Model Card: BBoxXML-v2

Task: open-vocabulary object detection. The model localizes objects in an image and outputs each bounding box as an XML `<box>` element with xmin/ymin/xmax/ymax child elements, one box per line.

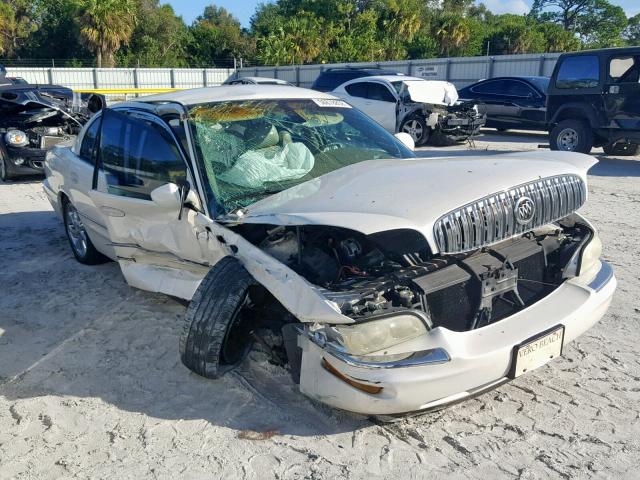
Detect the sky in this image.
<box><xmin>167</xmin><ymin>0</ymin><xmax>639</xmax><ymax>27</ymax></box>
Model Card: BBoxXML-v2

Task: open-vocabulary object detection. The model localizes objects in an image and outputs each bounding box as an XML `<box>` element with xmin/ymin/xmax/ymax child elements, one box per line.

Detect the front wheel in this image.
<box><xmin>180</xmin><ymin>257</ymin><xmax>259</xmax><ymax>379</ymax></box>
<box><xmin>63</xmin><ymin>200</ymin><xmax>109</xmax><ymax>265</ymax></box>
<box><xmin>602</xmin><ymin>142</ymin><xmax>640</xmax><ymax>156</ymax></box>
<box><xmin>550</xmin><ymin>119</ymin><xmax>593</xmax><ymax>154</ymax></box>
<box><xmin>400</xmin><ymin>115</ymin><xmax>430</xmax><ymax>146</ymax></box>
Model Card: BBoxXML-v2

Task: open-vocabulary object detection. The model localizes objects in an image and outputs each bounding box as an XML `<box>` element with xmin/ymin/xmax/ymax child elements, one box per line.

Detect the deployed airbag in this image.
<box><xmin>219</xmin><ymin>142</ymin><xmax>315</xmax><ymax>188</ymax></box>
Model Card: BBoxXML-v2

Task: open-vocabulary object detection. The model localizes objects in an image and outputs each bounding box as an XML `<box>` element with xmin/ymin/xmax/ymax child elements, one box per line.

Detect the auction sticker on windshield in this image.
<box><xmin>510</xmin><ymin>326</ymin><xmax>564</xmax><ymax>378</ymax></box>
<box><xmin>312</xmin><ymin>98</ymin><xmax>352</xmax><ymax>108</ymax></box>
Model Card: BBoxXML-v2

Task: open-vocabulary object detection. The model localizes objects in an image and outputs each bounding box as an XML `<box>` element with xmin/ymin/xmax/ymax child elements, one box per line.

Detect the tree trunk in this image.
<box><xmin>96</xmin><ymin>49</ymin><xmax>102</xmax><ymax>68</ymax></box>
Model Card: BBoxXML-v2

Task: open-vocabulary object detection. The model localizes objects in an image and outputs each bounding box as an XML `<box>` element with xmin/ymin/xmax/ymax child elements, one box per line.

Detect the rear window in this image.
<box><xmin>609</xmin><ymin>56</ymin><xmax>639</xmax><ymax>83</ymax></box>
<box><xmin>556</xmin><ymin>56</ymin><xmax>600</xmax><ymax>89</ymax></box>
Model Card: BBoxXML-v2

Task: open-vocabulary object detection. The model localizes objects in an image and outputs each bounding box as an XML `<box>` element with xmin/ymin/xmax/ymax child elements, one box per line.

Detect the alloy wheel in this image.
<box><xmin>402</xmin><ymin>119</ymin><xmax>424</xmax><ymax>143</ymax></box>
<box><xmin>65</xmin><ymin>204</ymin><xmax>88</xmax><ymax>258</ymax></box>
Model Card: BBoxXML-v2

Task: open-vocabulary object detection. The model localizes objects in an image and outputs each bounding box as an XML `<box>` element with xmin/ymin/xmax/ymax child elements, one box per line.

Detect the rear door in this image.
<box><xmin>64</xmin><ymin>113</ymin><xmax>115</xmax><ymax>257</ymax></box>
<box><xmin>603</xmin><ymin>54</ymin><xmax>640</xmax><ymax>135</ymax></box>
<box><xmin>87</xmin><ymin>108</ymin><xmax>220</xmax><ymax>299</ymax></box>
<box><xmin>344</xmin><ymin>81</ymin><xmax>397</xmax><ymax>132</ymax></box>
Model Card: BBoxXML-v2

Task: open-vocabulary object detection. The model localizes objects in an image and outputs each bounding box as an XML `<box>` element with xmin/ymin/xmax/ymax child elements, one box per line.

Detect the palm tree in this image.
<box><xmin>80</xmin><ymin>0</ymin><xmax>136</xmax><ymax>68</ymax></box>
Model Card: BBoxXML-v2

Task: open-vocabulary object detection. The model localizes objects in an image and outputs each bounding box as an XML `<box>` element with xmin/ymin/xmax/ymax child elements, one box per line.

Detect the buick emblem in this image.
<box><xmin>514</xmin><ymin>196</ymin><xmax>536</xmax><ymax>225</ymax></box>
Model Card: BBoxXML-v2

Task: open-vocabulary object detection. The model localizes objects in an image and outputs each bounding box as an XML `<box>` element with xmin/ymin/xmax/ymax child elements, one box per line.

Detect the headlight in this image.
<box><xmin>580</xmin><ymin>233</ymin><xmax>602</xmax><ymax>276</ymax></box>
<box><xmin>333</xmin><ymin>313</ymin><xmax>427</xmax><ymax>355</ymax></box>
<box><xmin>565</xmin><ymin>232</ymin><xmax>602</xmax><ymax>278</ymax></box>
<box><xmin>5</xmin><ymin>130</ymin><xmax>29</xmax><ymax>147</ymax></box>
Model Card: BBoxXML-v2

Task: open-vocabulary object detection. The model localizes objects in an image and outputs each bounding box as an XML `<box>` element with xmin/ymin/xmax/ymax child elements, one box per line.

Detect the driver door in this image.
<box><xmin>344</xmin><ymin>81</ymin><xmax>398</xmax><ymax>132</ymax></box>
<box><xmin>87</xmin><ymin>108</ymin><xmax>222</xmax><ymax>299</ymax></box>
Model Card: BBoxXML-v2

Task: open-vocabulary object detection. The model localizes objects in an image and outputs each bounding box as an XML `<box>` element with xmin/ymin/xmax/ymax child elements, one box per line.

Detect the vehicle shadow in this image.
<box><xmin>0</xmin><ymin>211</ymin><xmax>370</xmax><ymax>437</ymax></box>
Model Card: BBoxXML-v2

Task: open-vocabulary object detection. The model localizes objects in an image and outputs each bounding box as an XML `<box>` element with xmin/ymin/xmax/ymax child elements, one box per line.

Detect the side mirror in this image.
<box><xmin>150</xmin><ymin>182</ymin><xmax>182</xmax><ymax>209</ymax></box>
<box><xmin>394</xmin><ymin>132</ymin><xmax>415</xmax><ymax>151</ymax></box>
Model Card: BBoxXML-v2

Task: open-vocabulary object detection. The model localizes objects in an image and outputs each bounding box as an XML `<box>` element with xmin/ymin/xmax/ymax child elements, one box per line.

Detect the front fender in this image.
<box><xmin>204</xmin><ymin>218</ymin><xmax>355</xmax><ymax>325</ymax></box>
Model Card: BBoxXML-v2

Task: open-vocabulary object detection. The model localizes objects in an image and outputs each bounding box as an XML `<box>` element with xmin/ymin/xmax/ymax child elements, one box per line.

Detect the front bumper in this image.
<box><xmin>297</xmin><ymin>261</ymin><xmax>616</xmax><ymax>415</ymax></box>
<box><xmin>5</xmin><ymin>146</ymin><xmax>47</xmax><ymax>175</ymax></box>
<box><xmin>440</xmin><ymin>113</ymin><xmax>486</xmax><ymax>140</ymax></box>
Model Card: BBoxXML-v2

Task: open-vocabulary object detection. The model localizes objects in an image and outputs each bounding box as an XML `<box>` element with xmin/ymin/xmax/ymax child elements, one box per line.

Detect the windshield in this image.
<box><xmin>188</xmin><ymin>98</ymin><xmax>414</xmax><ymax>216</ymax></box>
<box><xmin>528</xmin><ymin>77</ymin><xmax>550</xmax><ymax>93</ymax></box>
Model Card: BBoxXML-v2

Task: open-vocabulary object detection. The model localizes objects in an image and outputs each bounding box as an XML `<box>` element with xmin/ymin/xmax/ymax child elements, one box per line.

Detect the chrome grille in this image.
<box><xmin>434</xmin><ymin>174</ymin><xmax>586</xmax><ymax>254</ymax></box>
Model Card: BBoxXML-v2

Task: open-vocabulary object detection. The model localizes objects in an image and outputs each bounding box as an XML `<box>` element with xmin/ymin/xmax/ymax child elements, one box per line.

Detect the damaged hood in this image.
<box><xmin>403</xmin><ymin>80</ymin><xmax>459</xmax><ymax>106</ymax></box>
<box><xmin>231</xmin><ymin>151</ymin><xmax>596</xmax><ymax>252</ymax></box>
<box><xmin>0</xmin><ymin>85</ymin><xmax>99</xmax><ymax>126</ymax></box>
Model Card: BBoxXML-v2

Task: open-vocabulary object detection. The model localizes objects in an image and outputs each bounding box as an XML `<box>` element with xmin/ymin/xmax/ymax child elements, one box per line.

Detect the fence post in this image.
<box><xmin>133</xmin><ymin>68</ymin><xmax>139</xmax><ymax>89</ymax></box>
<box><xmin>170</xmin><ymin>68</ymin><xmax>176</xmax><ymax>88</ymax></box>
<box><xmin>538</xmin><ymin>55</ymin><xmax>545</xmax><ymax>76</ymax></box>
<box><xmin>203</xmin><ymin>68</ymin><xmax>208</xmax><ymax>87</ymax></box>
<box><xmin>487</xmin><ymin>57</ymin><xmax>495</xmax><ymax>78</ymax></box>
<box><xmin>444</xmin><ymin>59</ymin><xmax>451</xmax><ymax>81</ymax></box>
<box><xmin>407</xmin><ymin>60</ymin><xmax>412</xmax><ymax>75</ymax></box>
<box><xmin>92</xmin><ymin>68</ymin><xmax>98</xmax><ymax>89</ymax></box>
<box><xmin>295</xmin><ymin>66</ymin><xmax>300</xmax><ymax>86</ymax></box>
<box><xmin>48</xmin><ymin>68</ymin><xmax>54</xmax><ymax>85</ymax></box>
<box><xmin>254</xmin><ymin>67</ymin><xmax>258</xmax><ymax>76</ymax></box>
<box><xmin>274</xmin><ymin>67</ymin><xmax>278</xmax><ymax>79</ymax></box>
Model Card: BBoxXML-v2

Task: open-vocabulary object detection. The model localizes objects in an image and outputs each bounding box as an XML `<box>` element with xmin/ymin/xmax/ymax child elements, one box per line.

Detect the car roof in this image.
<box><xmin>559</xmin><ymin>46</ymin><xmax>640</xmax><ymax>58</ymax></box>
<box><xmin>132</xmin><ymin>85</ymin><xmax>337</xmax><ymax>106</ymax></box>
<box><xmin>231</xmin><ymin>76</ymin><xmax>291</xmax><ymax>84</ymax></box>
<box><xmin>346</xmin><ymin>75</ymin><xmax>429</xmax><ymax>83</ymax></box>
<box><xmin>322</xmin><ymin>67</ymin><xmax>402</xmax><ymax>74</ymax></box>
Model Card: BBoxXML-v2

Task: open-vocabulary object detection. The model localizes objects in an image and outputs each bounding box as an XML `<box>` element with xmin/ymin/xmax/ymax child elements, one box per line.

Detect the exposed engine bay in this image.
<box><xmin>233</xmin><ymin>220</ymin><xmax>592</xmax><ymax>332</ymax></box>
<box><xmin>0</xmin><ymin>84</ymin><xmax>103</xmax><ymax>175</ymax></box>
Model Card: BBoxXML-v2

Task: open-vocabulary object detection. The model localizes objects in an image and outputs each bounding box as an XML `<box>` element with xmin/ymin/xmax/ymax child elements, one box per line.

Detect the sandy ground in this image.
<box><xmin>0</xmin><ymin>130</ymin><xmax>639</xmax><ymax>479</ymax></box>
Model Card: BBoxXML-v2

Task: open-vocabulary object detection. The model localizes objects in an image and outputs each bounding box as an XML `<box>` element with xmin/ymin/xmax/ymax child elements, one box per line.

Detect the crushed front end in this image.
<box><xmin>0</xmin><ymin>85</ymin><xmax>102</xmax><ymax>178</ymax></box>
<box><xmin>232</xmin><ymin>173</ymin><xmax>615</xmax><ymax>415</ymax></box>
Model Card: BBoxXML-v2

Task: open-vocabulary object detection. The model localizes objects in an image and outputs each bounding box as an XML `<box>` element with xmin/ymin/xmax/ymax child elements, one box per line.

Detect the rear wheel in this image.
<box><xmin>63</xmin><ymin>200</ymin><xmax>108</xmax><ymax>264</ymax></box>
<box><xmin>180</xmin><ymin>257</ymin><xmax>259</xmax><ymax>379</ymax></box>
<box><xmin>550</xmin><ymin>119</ymin><xmax>593</xmax><ymax>154</ymax></box>
<box><xmin>602</xmin><ymin>142</ymin><xmax>640</xmax><ymax>156</ymax></box>
<box><xmin>400</xmin><ymin>115</ymin><xmax>430</xmax><ymax>146</ymax></box>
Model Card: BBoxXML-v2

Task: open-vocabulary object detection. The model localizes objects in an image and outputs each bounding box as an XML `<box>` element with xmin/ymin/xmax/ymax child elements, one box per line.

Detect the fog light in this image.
<box><xmin>13</xmin><ymin>157</ymin><xmax>25</xmax><ymax>165</ymax></box>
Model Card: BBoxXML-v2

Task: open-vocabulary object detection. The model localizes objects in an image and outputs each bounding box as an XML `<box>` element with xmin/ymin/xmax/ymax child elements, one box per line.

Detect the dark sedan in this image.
<box><xmin>458</xmin><ymin>76</ymin><xmax>549</xmax><ymax>132</ymax></box>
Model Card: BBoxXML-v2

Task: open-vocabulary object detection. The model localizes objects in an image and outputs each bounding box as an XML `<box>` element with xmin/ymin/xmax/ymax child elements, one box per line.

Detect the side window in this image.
<box><xmin>79</xmin><ymin>115</ymin><xmax>102</xmax><ymax>165</ymax></box>
<box><xmin>99</xmin><ymin>109</ymin><xmax>187</xmax><ymax>200</ymax></box>
<box><xmin>345</xmin><ymin>82</ymin><xmax>368</xmax><ymax>98</ymax></box>
<box><xmin>556</xmin><ymin>56</ymin><xmax>600</xmax><ymax>89</ymax></box>
<box><xmin>471</xmin><ymin>80</ymin><xmax>506</xmax><ymax>95</ymax></box>
<box><xmin>609</xmin><ymin>56</ymin><xmax>639</xmax><ymax>83</ymax></box>
<box><xmin>506</xmin><ymin>81</ymin><xmax>535</xmax><ymax>97</ymax></box>
<box><xmin>366</xmin><ymin>83</ymin><xmax>396</xmax><ymax>102</ymax></box>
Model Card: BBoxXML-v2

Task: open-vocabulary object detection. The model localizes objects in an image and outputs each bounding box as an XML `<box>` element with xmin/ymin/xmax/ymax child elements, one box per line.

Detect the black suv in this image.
<box><xmin>311</xmin><ymin>67</ymin><xmax>404</xmax><ymax>92</ymax></box>
<box><xmin>547</xmin><ymin>47</ymin><xmax>640</xmax><ymax>155</ymax></box>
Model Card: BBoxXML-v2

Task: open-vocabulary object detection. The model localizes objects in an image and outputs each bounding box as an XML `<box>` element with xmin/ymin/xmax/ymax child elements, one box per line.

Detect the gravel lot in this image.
<box><xmin>1</xmin><ymin>130</ymin><xmax>639</xmax><ymax>479</ymax></box>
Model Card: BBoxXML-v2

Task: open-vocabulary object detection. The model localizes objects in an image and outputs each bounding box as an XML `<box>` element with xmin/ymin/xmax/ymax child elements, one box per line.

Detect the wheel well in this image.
<box><xmin>59</xmin><ymin>191</ymin><xmax>69</xmax><ymax>207</ymax></box>
<box><xmin>555</xmin><ymin>108</ymin><xmax>589</xmax><ymax>124</ymax></box>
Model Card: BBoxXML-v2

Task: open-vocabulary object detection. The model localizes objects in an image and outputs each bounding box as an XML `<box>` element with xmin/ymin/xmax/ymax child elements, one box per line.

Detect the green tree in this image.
<box><xmin>624</xmin><ymin>13</ymin><xmax>640</xmax><ymax>46</ymax></box>
<box><xmin>117</xmin><ymin>1</ymin><xmax>188</xmax><ymax>67</ymax></box>
<box><xmin>529</xmin><ymin>0</ymin><xmax>627</xmax><ymax>48</ymax></box>
<box><xmin>0</xmin><ymin>0</ymin><xmax>38</xmax><ymax>56</ymax></box>
<box><xmin>80</xmin><ymin>0</ymin><xmax>136</xmax><ymax>67</ymax></box>
<box><xmin>187</xmin><ymin>5</ymin><xmax>253</xmax><ymax>66</ymax></box>
<box><xmin>485</xmin><ymin>15</ymin><xmax>546</xmax><ymax>55</ymax></box>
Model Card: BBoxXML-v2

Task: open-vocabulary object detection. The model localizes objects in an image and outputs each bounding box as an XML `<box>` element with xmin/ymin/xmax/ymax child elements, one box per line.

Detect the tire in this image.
<box><xmin>602</xmin><ymin>142</ymin><xmax>640</xmax><ymax>156</ymax></box>
<box><xmin>0</xmin><ymin>157</ymin><xmax>13</xmax><ymax>182</ymax></box>
<box><xmin>550</xmin><ymin>119</ymin><xmax>593</xmax><ymax>154</ymax></box>
<box><xmin>63</xmin><ymin>200</ymin><xmax>109</xmax><ymax>265</ymax></box>
<box><xmin>400</xmin><ymin>115</ymin><xmax>430</xmax><ymax>146</ymax></box>
<box><xmin>180</xmin><ymin>257</ymin><xmax>259</xmax><ymax>379</ymax></box>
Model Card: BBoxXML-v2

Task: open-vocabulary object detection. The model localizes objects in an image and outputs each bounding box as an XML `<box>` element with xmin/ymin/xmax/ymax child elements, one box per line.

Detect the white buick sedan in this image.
<box><xmin>43</xmin><ymin>85</ymin><xmax>615</xmax><ymax>416</ymax></box>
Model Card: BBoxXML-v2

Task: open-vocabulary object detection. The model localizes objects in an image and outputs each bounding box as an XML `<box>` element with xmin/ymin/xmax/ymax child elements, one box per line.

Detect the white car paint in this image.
<box><xmin>237</xmin><ymin>150</ymin><xmax>595</xmax><ymax>255</ymax></box>
<box><xmin>43</xmin><ymin>85</ymin><xmax>616</xmax><ymax>415</ymax></box>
